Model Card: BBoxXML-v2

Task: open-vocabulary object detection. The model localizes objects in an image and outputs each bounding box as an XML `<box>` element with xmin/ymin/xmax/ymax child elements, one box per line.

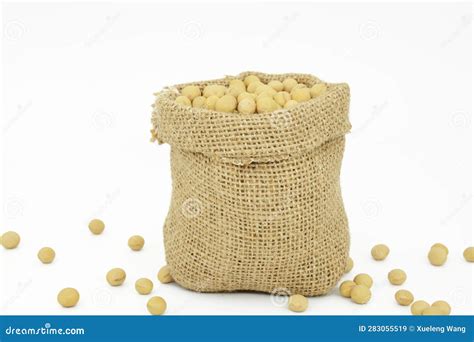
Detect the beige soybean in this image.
<box><xmin>282</xmin><ymin>78</ymin><xmax>298</xmax><ymax>92</ymax></box>
<box><xmin>395</xmin><ymin>290</ymin><xmax>414</xmax><ymax>306</ymax></box>
<box><xmin>291</xmin><ymin>87</ymin><xmax>311</xmax><ymax>102</ymax></box>
<box><xmin>339</xmin><ymin>280</ymin><xmax>356</xmax><ymax>298</ymax></box>
<box><xmin>350</xmin><ymin>285</ymin><xmax>371</xmax><ymax>304</ymax></box>
<box><xmin>256</xmin><ymin>97</ymin><xmax>279</xmax><ymax>113</ymax></box>
<box><xmin>268</xmin><ymin>80</ymin><xmax>284</xmax><ymax>92</ymax></box>
<box><xmin>205</xmin><ymin>95</ymin><xmax>219</xmax><ymax>110</ymax></box>
<box><xmin>244</xmin><ymin>75</ymin><xmax>260</xmax><ymax>86</ymax></box>
<box><xmin>57</xmin><ymin>288</ymin><xmax>80</xmax><ymax>308</ymax></box>
<box><xmin>273</xmin><ymin>91</ymin><xmax>291</xmax><ymax>107</ymax></box>
<box><xmin>237</xmin><ymin>92</ymin><xmax>256</xmax><ymax>103</ymax></box>
<box><xmin>255</xmin><ymin>85</ymin><xmax>276</xmax><ymax>96</ymax></box>
<box><xmin>293</xmin><ymin>83</ymin><xmax>307</xmax><ymax>89</ymax></box>
<box><xmin>215</xmin><ymin>95</ymin><xmax>237</xmax><ymax>113</ymax></box>
<box><xmin>431</xmin><ymin>301</ymin><xmax>451</xmax><ymax>315</ymax></box>
<box><xmin>192</xmin><ymin>96</ymin><xmax>207</xmax><ymax>108</ymax></box>
<box><xmin>431</xmin><ymin>243</ymin><xmax>449</xmax><ymax>255</ymax></box>
<box><xmin>238</xmin><ymin>98</ymin><xmax>256</xmax><ymax>115</ymax></box>
<box><xmin>428</xmin><ymin>246</ymin><xmax>447</xmax><ymax>266</ymax></box>
<box><xmin>106</xmin><ymin>268</ymin><xmax>126</xmax><ymax>286</ymax></box>
<box><xmin>175</xmin><ymin>95</ymin><xmax>191</xmax><ymax>106</ymax></box>
<box><xmin>388</xmin><ymin>269</ymin><xmax>406</xmax><ymax>285</ymax></box>
<box><xmin>1</xmin><ymin>231</ymin><xmax>20</xmax><ymax>249</ymax></box>
<box><xmin>284</xmin><ymin>100</ymin><xmax>298</xmax><ymax>109</ymax></box>
<box><xmin>158</xmin><ymin>265</ymin><xmax>174</xmax><ymax>284</ymax></box>
<box><xmin>88</xmin><ymin>219</ymin><xmax>105</xmax><ymax>235</ymax></box>
<box><xmin>147</xmin><ymin>296</ymin><xmax>167</xmax><ymax>315</ymax></box>
<box><xmin>411</xmin><ymin>300</ymin><xmax>430</xmax><ymax>315</ymax></box>
<box><xmin>128</xmin><ymin>235</ymin><xmax>145</xmax><ymax>251</ymax></box>
<box><xmin>135</xmin><ymin>278</ymin><xmax>153</xmax><ymax>295</ymax></box>
<box><xmin>38</xmin><ymin>247</ymin><xmax>55</xmax><ymax>264</ymax></box>
<box><xmin>181</xmin><ymin>85</ymin><xmax>201</xmax><ymax>101</ymax></box>
<box><xmin>422</xmin><ymin>306</ymin><xmax>444</xmax><ymax>315</ymax></box>
<box><xmin>463</xmin><ymin>247</ymin><xmax>474</xmax><ymax>262</ymax></box>
<box><xmin>256</xmin><ymin>91</ymin><xmax>276</xmax><ymax>101</ymax></box>
<box><xmin>310</xmin><ymin>83</ymin><xmax>327</xmax><ymax>98</ymax></box>
<box><xmin>371</xmin><ymin>244</ymin><xmax>390</xmax><ymax>261</ymax></box>
<box><xmin>288</xmin><ymin>294</ymin><xmax>308</xmax><ymax>312</ymax></box>
<box><xmin>344</xmin><ymin>257</ymin><xmax>354</xmax><ymax>273</ymax></box>
<box><xmin>247</xmin><ymin>81</ymin><xmax>264</xmax><ymax>93</ymax></box>
<box><xmin>227</xmin><ymin>85</ymin><xmax>245</xmax><ymax>98</ymax></box>
<box><xmin>203</xmin><ymin>84</ymin><xmax>226</xmax><ymax>98</ymax></box>
<box><xmin>229</xmin><ymin>79</ymin><xmax>246</xmax><ymax>89</ymax></box>
<box><xmin>354</xmin><ymin>273</ymin><xmax>373</xmax><ymax>288</ymax></box>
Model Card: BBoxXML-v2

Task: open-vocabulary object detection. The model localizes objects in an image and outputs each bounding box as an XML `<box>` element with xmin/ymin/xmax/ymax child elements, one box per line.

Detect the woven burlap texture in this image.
<box><xmin>151</xmin><ymin>72</ymin><xmax>351</xmax><ymax>296</ymax></box>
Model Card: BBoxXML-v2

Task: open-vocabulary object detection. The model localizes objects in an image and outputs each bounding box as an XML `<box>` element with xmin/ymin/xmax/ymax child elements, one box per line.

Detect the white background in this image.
<box><xmin>1</xmin><ymin>1</ymin><xmax>472</xmax><ymax>315</ymax></box>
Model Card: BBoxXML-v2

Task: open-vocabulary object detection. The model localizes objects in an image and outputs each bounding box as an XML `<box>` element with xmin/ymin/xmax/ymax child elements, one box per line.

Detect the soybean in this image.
<box><xmin>128</xmin><ymin>235</ymin><xmax>145</xmax><ymax>251</ymax></box>
<box><xmin>350</xmin><ymin>285</ymin><xmax>371</xmax><ymax>304</ymax></box>
<box><xmin>38</xmin><ymin>247</ymin><xmax>55</xmax><ymax>264</ymax></box>
<box><xmin>395</xmin><ymin>290</ymin><xmax>414</xmax><ymax>306</ymax></box>
<box><xmin>106</xmin><ymin>268</ymin><xmax>126</xmax><ymax>286</ymax></box>
<box><xmin>463</xmin><ymin>247</ymin><xmax>474</xmax><ymax>262</ymax></box>
<box><xmin>339</xmin><ymin>280</ymin><xmax>356</xmax><ymax>298</ymax></box>
<box><xmin>147</xmin><ymin>296</ymin><xmax>167</xmax><ymax>315</ymax></box>
<box><xmin>158</xmin><ymin>265</ymin><xmax>174</xmax><ymax>284</ymax></box>
<box><xmin>291</xmin><ymin>87</ymin><xmax>311</xmax><ymax>102</ymax></box>
<box><xmin>181</xmin><ymin>85</ymin><xmax>201</xmax><ymax>101</ymax></box>
<box><xmin>371</xmin><ymin>244</ymin><xmax>390</xmax><ymax>261</ymax></box>
<box><xmin>388</xmin><ymin>269</ymin><xmax>406</xmax><ymax>285</ymax></box>
<box><xmin>175</xmin><ymin>95</ymin><xmax>191</xmax><ymax>106</ymax></box>
<box><xmin>135</xmin><ymin>278</ymin><xmax>154</xmax><ymax>295</ymax></box>
<box><xmin>88</xmin><ymin>219</ymin><xmax>105</xmax><ymax>235</ymax></box>
<box><xmin>428</xmin><ymin>246</ymin><xmax>447</xmax><ymax>266</ymax></box>
<box><xmin>1</xmin><ymin>231</ymin><xmax>20</xmax><ymax>249</ymax></box>
<box><xmin>310</xmin><ymin>84</ymin><xmax>327</xmax><ymax>98</ymax></box>
<box><xmin>411</xmin><ymin>300</ymin><xmax>430</xmax><ymax>315</ymax></box>
<box><xmin>57</xmin><ymin>288</ymin><xmax>80</xmax><ymax>308</ymax></box>
<box><xmin>431</xmin><ymin>300</ymin><xmax>451</xmax><ymax>315</ymax></box>
<box><xmin>215</xmin><ymin>95</ymin><xmax>237</xmax><ymax>113</ymax></box>
<box><xmin>354</xmin><ymin>273</ymin><xmax>373</xmax><ymax>288</ymax></box>
<box><xmin>238</xmin><ymin>98</ymin><xmax>256</xmax><ymax>115</ymax></box>
<box><xmin>288</xmin><ymin>294</ymin><xmax>308</xmax><ymax>312</ymax></box>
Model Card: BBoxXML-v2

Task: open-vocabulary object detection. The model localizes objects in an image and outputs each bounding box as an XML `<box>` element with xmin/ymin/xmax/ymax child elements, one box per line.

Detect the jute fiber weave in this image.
<box><xmin>151</xmin><ymin>72</ymin><xmax>351</xmax><ymax>296</ymax></box>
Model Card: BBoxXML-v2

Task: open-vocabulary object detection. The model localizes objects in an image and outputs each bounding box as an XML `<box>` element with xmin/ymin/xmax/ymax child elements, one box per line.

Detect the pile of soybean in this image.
<box><xmin>1</xmin><ymin>228</ymin><xmax>473</xmax><ymax>314</ymax></box>
<box><xmin>0</xmin><ymin>222</ymin><xmax>172</xmax><ymax>316</ymax></box>
<box><xmin>338</xmin><ymin>243</ymin><xmax>471</xmax><ymax>315</ymax></box>
<box><xmin>174</xmin><ymin>74</ymin><xmax>328</xmax><ymax>114</ymax></box>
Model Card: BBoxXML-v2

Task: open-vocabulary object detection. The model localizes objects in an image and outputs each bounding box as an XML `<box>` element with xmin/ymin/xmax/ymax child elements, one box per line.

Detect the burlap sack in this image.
<box><xmin>151</xmin><ymin>72</ymin><xmax>351</xmax><ymax>296</ymax></box>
